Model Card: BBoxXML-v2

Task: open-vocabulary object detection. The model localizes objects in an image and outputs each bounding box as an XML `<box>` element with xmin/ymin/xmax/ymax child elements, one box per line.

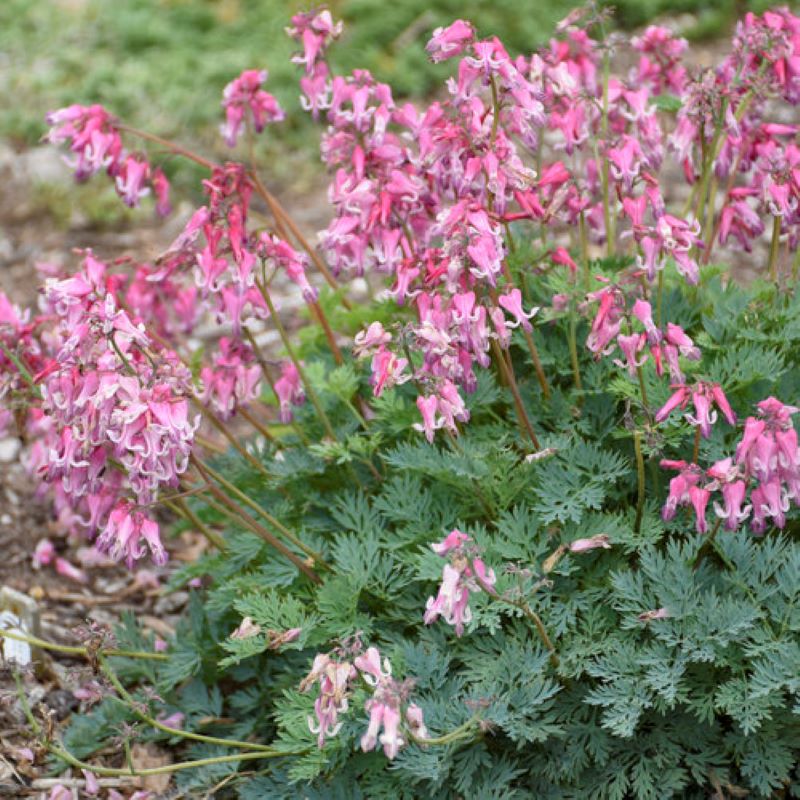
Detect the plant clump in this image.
<box><xmin>1</xmin><ymin>5</ymin><xmax>799</xmax><ymax>799</ymax></box>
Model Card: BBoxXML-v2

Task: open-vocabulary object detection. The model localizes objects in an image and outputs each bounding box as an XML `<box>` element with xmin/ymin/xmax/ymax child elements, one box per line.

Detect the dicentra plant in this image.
<box><xmin>1</xmin><ymin>5</ymin><xmax>799</xmax><ymax>798</ymax></box>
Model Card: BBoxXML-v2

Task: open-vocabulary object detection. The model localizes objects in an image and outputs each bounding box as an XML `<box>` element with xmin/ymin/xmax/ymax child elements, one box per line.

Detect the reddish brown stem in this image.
<box><xmin>248</xmin><ymin>170</ymin><xmax>351</xmax><ymax>309</ymax></box>
<box><xmin>191</xmin><ymin>456</ymin><xmax>323</xmax><ymax>582</ymax></box>
<box><xmin>490</xmin><ymin>339</ymin><xmax>541</xmax><ymax>449</ymax></box>
<box><xmin>119</xmin><ymin>125</ymin><xmax>217</xmax><ymax>171</ymax></box>
<box><xmin>491</xmin><ymin>284</ymin><xmax>550</xmax><ymax>400</ymax></box>
<box><xmin>238</xmin><ymin>406</ymin><xmax>276</xmax><ymax>442</ymax></box>
<box><xmin>122</xmin><ymin>124</ymin><xmax>351</xmax><ymax>314</ymax></box>
<box><xmin>310</xmin><ymin>300</ymin><xmax>344</xmax><ymax>365</ymax></box>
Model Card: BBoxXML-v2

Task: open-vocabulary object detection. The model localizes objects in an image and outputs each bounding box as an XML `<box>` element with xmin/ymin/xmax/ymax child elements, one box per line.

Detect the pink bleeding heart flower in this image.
<box><xmin>550</xmin><ymin>247</ymin><xmax>578</xmax><ymax>276</ymax></box>
<box><xmin>220</xmin><ymin>69</ymin><xmax>285</xmax><ymax>147</ymax></box>
<box><xmin>274</xmin><ymin>361</ymin><xmax>305</xmax><ymax>423</ymax></box>
<box><xmin>353</xmin><ymin>322</ymin><xmax>392</xmax><ymax>357</ymax></box>
<box><xmin>707</xmin><ymin>458</ymin><xmax>751</xmax><ymax>531</ymax></box>
<box><xmin>55</xmin><ymin>557</ymin><xmax>89</xmax><ymax>584</ymax></box>
<box><xmin>33</xmin><ymin>538</ymin><xmax>56</xmax><ymax>569</ymax></box>
<box><xmin>498</xmin><ymin>288</ymin><xmax>538</xmax><ymax>331</ymax></box>
<box><xmin>631</xmin><ymin>298</ymin><xmax>662</xmax><ymax>344</ymax></box>
<box><xmin>426</xmin><ymin>20</ymin><xmax>476</xmax><ymax>63</ymax></box>
<box><xmin>300</xmin><ymin>654</ymin><xmax>357</xmax><ymax>748</ymax></box>
<box><xmin>425</xmin><ymin>530</ymin><xmax>496</xmax><ymax>636</ymax></box>
<box><xmin>660</xmin><ymin>459</ymin><xmax>704</xmax><ymax>527</ymax></box>
<box><xmin>414</xmin><ymin>395</ymin><xmax>440</xmax><ymax>443</ymax></box>
<box><xmin>96</xmin><ymin>503</ymin><xmax>167</xmax><ymax>568</ymax></box>
<box><xmin>614</xmin><ymin>332</ymin><xmax>647</xmax><ymax>376</ymax></box>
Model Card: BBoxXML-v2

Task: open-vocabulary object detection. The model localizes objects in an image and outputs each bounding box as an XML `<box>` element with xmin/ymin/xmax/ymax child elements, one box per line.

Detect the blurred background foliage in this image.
<box><xmin>0</xmin><ymin>0</ymin><xmax>780</xmax><ymax>195</ymax></box>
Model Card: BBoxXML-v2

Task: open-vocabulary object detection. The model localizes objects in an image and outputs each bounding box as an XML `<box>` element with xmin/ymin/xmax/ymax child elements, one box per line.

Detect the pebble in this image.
<box><xmin>0</xmin><ymin>514</ymin><xmax>11</xmax><ymax>525</ymax></box>
<box><xmin>44</xmin><ymin>688</ymin><xmax>79</xmax><ymax>720</ymax></box>
<box><xmin>0</xmin><ymin>437</ymin><xmax>20</xmax><ymax>462</ymax></box>
<box><xmin>154</xmin><ymin>590</ymin><xmax>189</xmax><ymax>615</ymax></box>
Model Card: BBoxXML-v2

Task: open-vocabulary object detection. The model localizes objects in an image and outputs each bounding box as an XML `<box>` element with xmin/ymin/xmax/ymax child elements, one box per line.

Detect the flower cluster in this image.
<box><xmin>355</xmin><ymin>647</ymin><xmax>428</xmax><ymax>759</ymax></box>
<box><xmin>220</xmin><ymin>69</ymin><xmax>284</xmax><ymax>147</ymax></box>
<box><xmin>273</xmin><ymin>359</ymin><xmax>305</xmax><ymax>423</ymax></box>
<box><xmin>26</xmin><ymin>253</ymin><xmax>198</xmax><ymax>566</ymax></box>
<box><xmin>735</xmin><ymin>397</ymin><xmax>800</xmax><ymax>532</ymax></box>
<box><xmin>424</xmin><ymin>529</ymin><xmax>497</xmax><ymax>636</ymax></box>
<box><xmin>660</xmin><ymin>397</ymin><xmax>800</xmax><ymax>535</ymax></box>
<box><xmin>586</xmin><ymin>289</ymin><xmax>700</xmax><ymax>382</ymax></box>
<box><xmin>198</xmin><ymin>337</ymin><xmax>261</xmax><ymax>420</ymax></box>
<box><xmin>300</xmin><ymin>642</ymin><xmax>427</xmax><ymax>759</ymax></box>
<box><xmin>656</xmin><ymin>381</ymin><xmax>737</xmax><ymax>438</ymax></box>
<box><xmin>286</xmin><ymin>8</ymin><xmax>342</xmax><ymax>117</ymax></box>
<box><xmin>46</xmin><ymin>104</ymin><xmax>170</xmax><ymax>213</ymax></box>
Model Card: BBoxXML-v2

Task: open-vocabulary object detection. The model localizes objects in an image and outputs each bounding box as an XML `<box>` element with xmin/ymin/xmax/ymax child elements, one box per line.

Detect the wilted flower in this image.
<box><xmin>568</xmin><ymin>534</ymin><xmax>611</xmax><ymax>553</ymax></box>
<box><xmin>230</xmin><ymin>617</ymin><xmax>261</xmax><ymax>639</ymax></box>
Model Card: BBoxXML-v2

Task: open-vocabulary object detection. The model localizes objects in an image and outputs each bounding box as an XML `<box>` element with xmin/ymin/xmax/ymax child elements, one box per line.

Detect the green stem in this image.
<box><xmin>656</xmin><ymin>271</ymin><xmax>664</xmax><ymax>329</ymax></box>
<box><xmin>768</xmin><ymin>214</ymin><xmax>782</xmax><ymax>284</ymax></box>
<box><xmin>309</xmin><ymin>299</ymin><xmax>344</xmax><ymax>366</ymax></box>
<box><xmin>0</xmin><ymin>340</ymin><xmax>39</xmax><ymax>392</ymax></box>
<box><xmin>21</xmin><ymin>672</ymin><xmax>272</xmax><ymax>778</ymax></box>
<box><xmin>634</xmin><ymin>431</ymin><xmax>645</xmax><ymax>536</ymax></box>
<box><xmin>503</xmin><ymin>221</ymin><xmax>517</xmax><ymax>254</ymax></box>
<box><xmin>522</xmin><ymin>327</ymin><xmax>551</xmax><ymax>400</ymax></box>
<box><xmin>243</xmin><ymin>326</ymin><xmax>277</xmax><ymax>395</ymax></box>
<box><xmin>636</xmin><ymin>366</ymin><xmax>649</xmax><ymax>412</ymax></box>
<box><xmin>98</xmin><ymin>656</ymin><xmax>274</xmax><ymax>752</ymax></box>
<box><xmin>489</xmin><ymin>339</ymin><xmax>541</xmax><ymax>449</ymax></box>
<box><xmin>691</xmin><ymin>516</ymin><xmax>722</xmax><ymax>568</ymax></box>
<box><xmin>191</xmin><ymin>456</ymin><xmax>329</xmax><ymax>577</ymax></box>
<box><xmin>249</xmin><ymin>170</ymin><xmax>350</xmax><ymax>307</ymax></box>
<box><xmin>192</xmin><ymin>398</ymin><xmax>273</xmax><ymax>479</ymax></box>
<box><xmin>692</xmin><ymin>425</ymin><xmax>701</xmax><ymax>464</ymax></box>
<box><xmin>567</xmin><ymin>314</ymin><xmax>582</xmax><ymax>393</ymax></box>
<box><xmin>164</xmin><ymin>496</ymin><xmax>226</xmax><ymax>550</ymax></box>
<box><xmin>494</xmin><ymin>279</ymin><xmax>550</xmax><ymax>400</ymax></box>
<box><xmin>120</xmin><ymin>125</ymin><xmax>217</xmax><ymax>171</ymax></box>
<box><xmin>497</xmin><ymin>594</ymin><xmax>559</xmax><ymax>668</ymax></box>
<box><xmin>702</xmin><ymin>175</ymin><xmax>719</xmax><ymax>246</ymax></box>
<box><xmin>52</xmin><ymin>744</ymin><xmax>285</xmax><ymax>778</ymax></box>
<box><xmin>579</xmin><ymin>212</ymin><xmax>590</xmax><ymax>294</ymax></box>
<box><xmin>412</xmin><ymin>717</ymin><xmax>481</xmax><ymax>746</ymax></box>
<box><xmin>0</xmin><ymin>628</ymin><xmax>167</xmax><ymax>661</ymax></box>
<box><xmin>256</xmin><ymin>278</ymin><xmax>337</xmax><ymax>441</ymax></box>
<box><xmin>238</xmin><ymin>406</ymin><xmax>277</xmax><ymax>442</ymax></box>
<box><xmin>108</xmin><ymin>333</ymin><xmax>137</xmax><ymax>376</ymax></box>
<box><xmin>126</xmin><ymin>124</ymin><xmax>347</xmax><ymax>307</ymax></box>
<box><xmin>692</xmin><ymin>77</ymin><xmax>762</xmax><ymax>240</ymax></box>
<box><xmin>196</xmin><ymin>458</ymin><xmax>316</xmax><ymax>560</ymax></box>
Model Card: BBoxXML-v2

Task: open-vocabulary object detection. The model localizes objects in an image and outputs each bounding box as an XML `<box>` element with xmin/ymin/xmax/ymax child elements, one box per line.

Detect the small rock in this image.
<box><xmin>154</xmin><ymin>591</ymin><xmax>189</xmax><ymax>615</ymax></box>
<box><xmin>0</xmin><ymin>437</ymin><xmax>20</xmax><ymax>462</ymax></box>
<box><xmin>28</xmin><ymin>685</ymin><xmax>47</xmax><ymax>707</ymax></box>
<box><xmin>18</xmin><ymin>147</ymin><xmax>71</xmax><ymax>186</ymax></box>
<box><xmin>350</xmin><ymin>277</ymin><xmax>369</xmax><ymax>301</ymax></box>
<box><xmin>44</xmin><ymin>688</ymin><xmax>79</xmax><ymax>720</ymax></box>
<box><xmin>0</xmin><ymin>514</ymin><xmax>11</xmax><ymax>526</ymax></box>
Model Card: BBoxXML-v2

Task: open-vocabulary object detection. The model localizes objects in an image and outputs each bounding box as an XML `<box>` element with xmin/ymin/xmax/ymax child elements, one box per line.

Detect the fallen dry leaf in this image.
<box><xmin>131</xmin><ymin>742</ymin><xmax>172</xmax><ymax>794</ymax></box>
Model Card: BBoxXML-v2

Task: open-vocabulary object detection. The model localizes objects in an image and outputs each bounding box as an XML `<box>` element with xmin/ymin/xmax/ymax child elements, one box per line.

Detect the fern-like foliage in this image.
<box><xmin>61</xmin><ymin>270</ymin><xmax>800</xmax><ymax>799</ymax></box>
